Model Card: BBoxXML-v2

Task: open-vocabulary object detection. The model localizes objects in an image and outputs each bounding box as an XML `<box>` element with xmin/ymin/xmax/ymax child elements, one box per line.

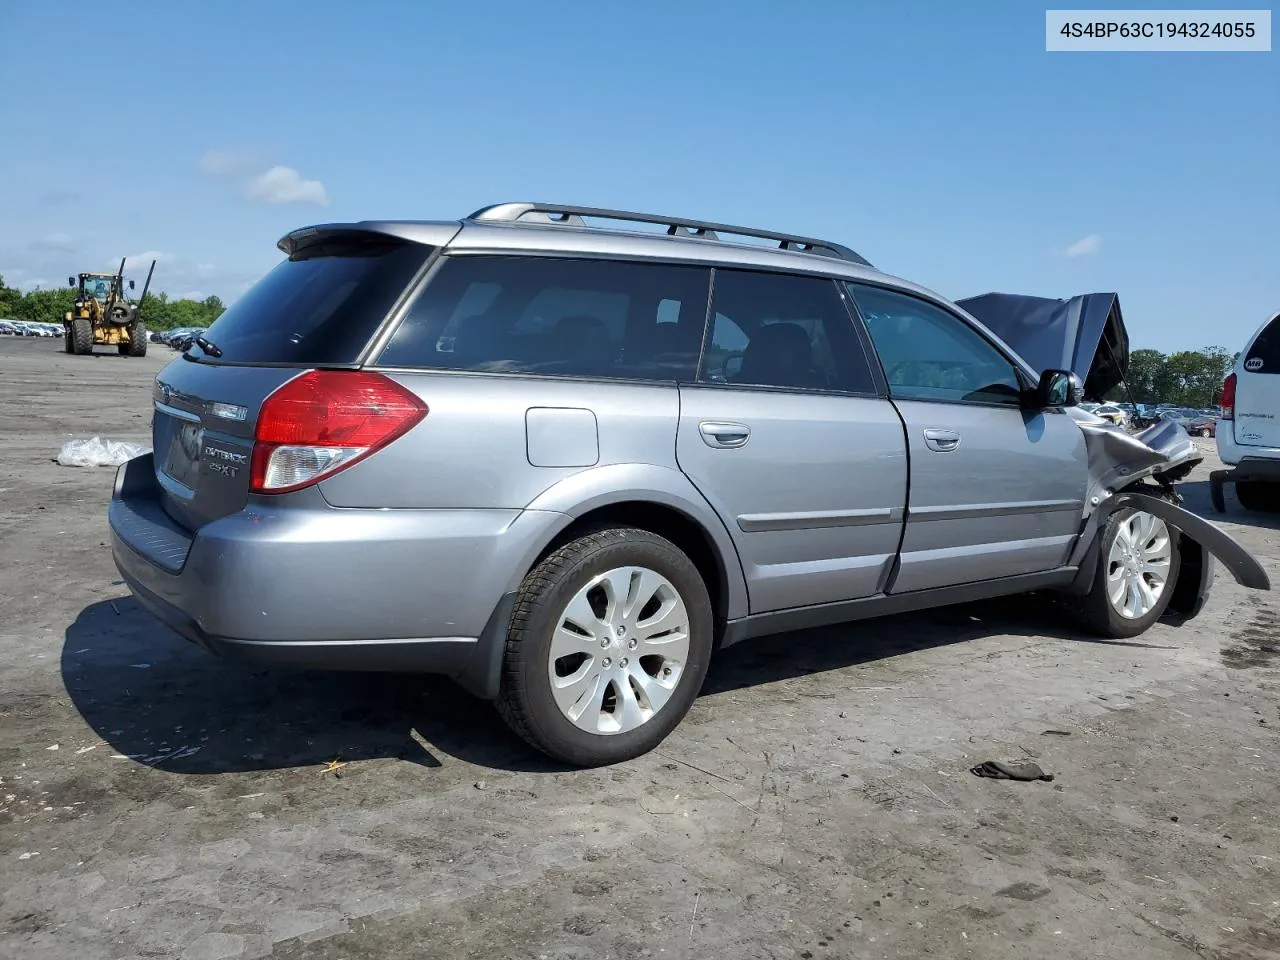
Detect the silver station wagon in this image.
<box><xmin>109</xmin><ymin>202</ymin><xmax>1269</xmax><ymax>766</ymax></box>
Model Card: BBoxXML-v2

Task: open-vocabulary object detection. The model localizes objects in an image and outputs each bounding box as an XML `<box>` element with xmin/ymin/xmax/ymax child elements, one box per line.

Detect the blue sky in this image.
<box><xmin>1</xmin><ymin>1</ymin><xmax>1274</xmax><ymax>352</ymax></box>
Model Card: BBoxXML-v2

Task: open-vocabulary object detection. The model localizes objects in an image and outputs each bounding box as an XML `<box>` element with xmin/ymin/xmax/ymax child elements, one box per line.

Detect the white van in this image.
<box><xmin>1214</xmin><ymin>310</ymin><xmax>1280</xmax><ymax>512</ymax></box>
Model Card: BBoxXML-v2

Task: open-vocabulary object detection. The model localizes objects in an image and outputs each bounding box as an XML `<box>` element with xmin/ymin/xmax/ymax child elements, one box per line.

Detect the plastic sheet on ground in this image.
<box><xmin>56</xmin><ymin>437</ymin><xmax>150</xmax><ymax>468</ymax></box>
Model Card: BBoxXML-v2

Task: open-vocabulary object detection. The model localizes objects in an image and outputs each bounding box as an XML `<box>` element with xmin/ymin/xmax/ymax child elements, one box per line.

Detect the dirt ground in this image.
<box><xmin>1</xmin><ymin>335</ymin><xmax>1278</xmax><ymax>960</ymax></box>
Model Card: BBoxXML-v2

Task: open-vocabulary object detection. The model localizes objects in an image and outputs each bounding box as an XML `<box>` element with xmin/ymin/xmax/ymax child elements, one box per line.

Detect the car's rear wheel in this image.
<box><xmin>1235</xmin><ymin>480</ymin><xmax>1280</xmax><ymax>513</ymax></box>
<box><xmin>496</xmin><ymin>527</ymin><xmax>713</xmax><ymax>767</ymax></box>
<box><xmin>1077</xmin><ymin>508</ymin><xmax>1181</xmax><ymax>639</ymax></box>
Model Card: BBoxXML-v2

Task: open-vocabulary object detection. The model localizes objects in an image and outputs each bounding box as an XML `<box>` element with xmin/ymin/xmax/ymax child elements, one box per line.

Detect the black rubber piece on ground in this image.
<box><xmin>70</xmin><ymin>317</ymin><xmax>94</xmax><ymax>355</ymax></box>
<box><xmin>1075</xmin><ymin>507</ymin><xmax>1182</xmax><ymax>639</ymax></box>
<box><xmin>496</xmin><ymin>526</ymin><xmax>713</xmax><ymax>767</ymax></box>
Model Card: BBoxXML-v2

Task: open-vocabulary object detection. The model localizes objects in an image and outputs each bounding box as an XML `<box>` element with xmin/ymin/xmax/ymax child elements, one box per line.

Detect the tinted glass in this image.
<box><xmin>193</xmin><ymin>237</ymin><xmax>431</xmax><ymax>363</ymax></box>
<box><xmin>699</xmin><ymin>270</ymin><xmax>876</xmax><ymax>393</ymax></box>
<box><xmin>1244</xmin><ymin>314</ymin><xmax>1280</xmax><ymax>374</ymax></box>
<box><xmin>847</xmin><ymin>283</ymin><xmax>1023</xmax><ymax>405</ymax></box>
<box><xmin>378</xmin><ymin>256</ymin><xmax>711</xmax><ymax>381</ymax></box>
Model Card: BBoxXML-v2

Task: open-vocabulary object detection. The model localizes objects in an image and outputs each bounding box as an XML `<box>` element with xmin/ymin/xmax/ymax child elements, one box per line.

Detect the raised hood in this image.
<box><xmin>957</xmin><ymin>292</ymin><xmax>1129</xmax><ymax>401</ymax></box>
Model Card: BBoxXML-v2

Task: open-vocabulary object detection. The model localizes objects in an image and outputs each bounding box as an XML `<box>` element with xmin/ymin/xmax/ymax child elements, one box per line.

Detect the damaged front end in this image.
<box><xmin>958</xmin><ymin>291</ymin><xmax>1271</xmax><ymax>624</ymax></box>
<box><xmin>1065</xmin><ymin>417</ymin><xmax>1269</xmax><ymax>623</ymax></box>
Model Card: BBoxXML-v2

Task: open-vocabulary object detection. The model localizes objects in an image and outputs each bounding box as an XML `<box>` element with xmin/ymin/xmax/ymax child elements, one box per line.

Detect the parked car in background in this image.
<box><xmin>1092</xmin><ymin>403</ymin><xmax>1128</xmax><ymax>426</ymax></box>
<box><xmin>108</xmin><ymin>202</ymin><xmax>1269</xmax><ymax>766</ymax></box>
<box><xmin>1213</xmin><ymin>310</ymin><xmax>1280</xmax><ymax>512</ymax></box>
<box><xmin>1186</xmin><ymin>416</ymin><xmax>1217</xmax><ymax>438</ymax></box>
<box><xmin>0</xmin><ymin>320</ymin><xmax>18</xmax><ymax>336</ymax></box>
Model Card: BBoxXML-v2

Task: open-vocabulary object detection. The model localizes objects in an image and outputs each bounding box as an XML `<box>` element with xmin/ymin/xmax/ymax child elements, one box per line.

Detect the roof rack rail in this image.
<box><xmin>466</xmin><ymin>202</ymin><xmax>872</xmax><ymax>267</ymax></box>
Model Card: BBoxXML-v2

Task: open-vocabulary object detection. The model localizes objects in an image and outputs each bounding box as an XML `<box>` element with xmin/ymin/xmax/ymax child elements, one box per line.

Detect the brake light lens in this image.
<box><xmin>249</xmin><ymin>371</ymin><xmax>427</xmax><ymax>494</ymax></box>
<box><xmin>1220</xmin><ymin>372</ymin><xmax>1237</xmax><ymax>420</ymax></box>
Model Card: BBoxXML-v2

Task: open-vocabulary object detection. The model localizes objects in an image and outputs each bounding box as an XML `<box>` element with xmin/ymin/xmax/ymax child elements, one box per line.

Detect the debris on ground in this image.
<box><xmin>970</xmin><ymin>759</ymin><xmax>1055</xmax><ymax>782</ymax></box>
<box><xmin>56</xmin><ymin>437</ymin><xmax>149</xmax><ymax>468</ymax></box>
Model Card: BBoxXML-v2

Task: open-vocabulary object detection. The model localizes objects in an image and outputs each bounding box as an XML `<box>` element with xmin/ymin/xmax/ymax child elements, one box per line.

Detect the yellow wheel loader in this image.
<box><xmin>63</xmin><ymin>258</ymin><xmax>156</xmax><ymax>356</ymax></box>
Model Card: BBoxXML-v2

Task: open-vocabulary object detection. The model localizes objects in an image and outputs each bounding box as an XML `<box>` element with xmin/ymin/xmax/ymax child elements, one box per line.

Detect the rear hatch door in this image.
<box><xmin>1234</xmin><ymin>312</ymin><xmax>1280</xmax><ymax>448</ymax></box>
<box><xmin>152</xmin><ymin>228</ymin><xmax>442</xmax><ymax>532</ymax></box>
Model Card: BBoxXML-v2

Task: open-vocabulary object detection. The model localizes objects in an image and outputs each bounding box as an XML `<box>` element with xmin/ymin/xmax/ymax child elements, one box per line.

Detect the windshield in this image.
<box><xmin>82</xmin><ymin>276</ymin><xmax>111</xmax><ymax>300</ymax></box>
<box><xmin>191</xmin><ymin>237</ymin><xmax>432</xmax><ymax>364</ymax></box>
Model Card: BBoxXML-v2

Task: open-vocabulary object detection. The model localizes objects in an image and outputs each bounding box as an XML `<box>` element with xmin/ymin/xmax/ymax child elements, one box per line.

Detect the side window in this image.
<box><xmin>377</xmin><ymin>256</ymin><xmax>712</xmax><ymax>381</ymax></box>
<box><xmin>1244</xmin><ymin>314</ymin><xmax>1280</xmax><ymax>374</ymax></box>
<box><xmin>699</xmin><ymin>270</ymin><xmax>876</xmax><ymax>394</ymax></box>
<box><xmin>846</xmin><ymin>283</ymin><xmax>1024</xmax><ymax>406</ymax></box>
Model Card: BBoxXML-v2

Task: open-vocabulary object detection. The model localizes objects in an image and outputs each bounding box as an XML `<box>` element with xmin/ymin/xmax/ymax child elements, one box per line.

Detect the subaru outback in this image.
<box><xmin>109</xmin><ymin>202</ymin><xmax>1269</xmax><ymax>766</ymax></box>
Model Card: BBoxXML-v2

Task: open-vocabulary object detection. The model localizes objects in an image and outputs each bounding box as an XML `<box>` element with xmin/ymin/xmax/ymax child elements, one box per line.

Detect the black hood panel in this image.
<box><xmin>957</xmin><ymin>292</ymin><xmax>1129</xmax><ymax>401</ymax></box>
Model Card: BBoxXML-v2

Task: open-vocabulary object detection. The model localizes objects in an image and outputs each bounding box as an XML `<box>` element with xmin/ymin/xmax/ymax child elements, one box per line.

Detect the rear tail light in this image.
<box><xmin>1220</xmin><ymin>372</ymin><xmax>1237</xmax><ymax>420</ymax></box>
<box><xmin>249</xmin><ymin>370</ymin><xmax>427</xmax><ymax>494</ymax></box>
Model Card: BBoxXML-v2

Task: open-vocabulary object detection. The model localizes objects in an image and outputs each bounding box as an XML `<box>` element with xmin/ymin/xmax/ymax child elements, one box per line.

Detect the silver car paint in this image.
<box><xmin>675</xmin><ymin>386</ymin><xmax>907</xmax><ymax>613</ymax></box>
<box><xmin>891</xmin><ymin>401</ymin><xmax>1088</xmax><ymax>592</ymax></box>
<box><xmin>111</xmin><ymin>207</ymin><xmax>1269</xmax><ymax>697</ymax></box>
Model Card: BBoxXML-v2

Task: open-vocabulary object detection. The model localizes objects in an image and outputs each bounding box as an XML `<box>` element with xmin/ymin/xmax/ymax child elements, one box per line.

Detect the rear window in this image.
<box><xmin>1244</xmin><ymin>314</ymin><xmax>1280</xmax><ymax>374</ymax></box>
<box><xmin>376</xmin><ymin>256</ymin><xmax>712</xmax><ymax>381</ymax></box>
<box><xmin>191</xmin><ymin>237</ymin><xmax>432</xmax><ymax>364</ymax></box>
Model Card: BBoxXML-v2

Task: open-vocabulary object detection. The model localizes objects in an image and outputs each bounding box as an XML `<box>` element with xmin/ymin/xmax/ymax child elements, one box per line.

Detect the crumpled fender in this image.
<box><xmin>1111</xmin><ymin>491</ymin><xmax>1270</xmax><ymax>591</ymax></box>
<box><xmin>1063</xmin><ymin>418</ymin><xmax>1270</xmax><ymax>622</ymax></box>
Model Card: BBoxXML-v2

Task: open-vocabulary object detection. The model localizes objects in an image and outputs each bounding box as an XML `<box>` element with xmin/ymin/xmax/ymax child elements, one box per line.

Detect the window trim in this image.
<box><xmin>365</xmin><ymin>250</ymin><xmax>716</xmax><ymax>386</ymax></box>
<box><xmin>843</xmin><ymin>280</ymin><xmax>1036</xmax><ymax>410</ymax></box>
<box><xmin>691</xmin><ymin>267</ymin><xmax>885</xmax><ymax>400</ymax></box>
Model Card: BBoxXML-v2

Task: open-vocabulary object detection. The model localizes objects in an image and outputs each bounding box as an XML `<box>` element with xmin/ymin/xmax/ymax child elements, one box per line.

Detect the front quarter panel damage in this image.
<box><xmin>1065</xmin><ymin>417</ymin><xmax>1269</xmax><ymax>621</ymax></box>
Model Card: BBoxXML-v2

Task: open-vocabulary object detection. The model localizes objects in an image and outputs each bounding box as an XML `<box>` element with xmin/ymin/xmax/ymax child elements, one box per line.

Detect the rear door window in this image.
<box><xmin>699</xmin><ymin>269</ymin><xmax>877</xmax><ymax>394</ymax></box>
<box><xmin>191</xmin><ymin>236</ymin><xmax>432</xmax><ymax>364</ymax></box>
<box><xmin>377</xmin><ymin>256</ymin><xmax>712</xmax><ymax>382</ymax></box>
<box><xmin>1244</xmin><ymin>314</ymin><xmax>1280</xmax><ymax>374</ymax></box>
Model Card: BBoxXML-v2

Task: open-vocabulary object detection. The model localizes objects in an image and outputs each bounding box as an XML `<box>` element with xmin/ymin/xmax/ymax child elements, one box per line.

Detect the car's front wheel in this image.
<box><xmin>1077</xmin><ymin>508</ymin><xmax>1181</xmax><ymax>638</ymax></box>
<box><xmin>496</xmin><ymin>527</ymin><xmax>713</xmax><ymax>767</ymax></box>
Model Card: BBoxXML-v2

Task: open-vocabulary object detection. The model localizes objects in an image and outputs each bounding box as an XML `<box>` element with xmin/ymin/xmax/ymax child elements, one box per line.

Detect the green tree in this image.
<box><xmin>1121</xmin><ymin>348</ymin><xmax>1166</xmax><ymax>404</ymax></box>
<box><xmin>17</xmin><ymin>288</ymin><xmax>76</xmax><ymax>324</ymax></box>
<box><xmin>0</xmin><ymin>275</ymin><xmax>22</xmax><ymax>319</ymax></box>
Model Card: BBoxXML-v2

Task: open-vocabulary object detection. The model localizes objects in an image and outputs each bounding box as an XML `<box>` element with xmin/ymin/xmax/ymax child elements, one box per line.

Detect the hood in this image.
<box><xmin>956</xmin><ymin>292</ymin><xmax>1129</xmax><ymax>401</ymax></box>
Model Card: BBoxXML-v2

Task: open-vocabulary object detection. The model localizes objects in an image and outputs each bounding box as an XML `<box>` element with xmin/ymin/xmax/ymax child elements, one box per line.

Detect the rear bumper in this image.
<box><xmin>1215</xmin><ymin>429</ymin><xmax>1280</xmax><ymax>468</ymax></box>
<box><xmin>108</xmin><ymin>454</ymin><xmax>563</xmax><ymax>696</ymax></box>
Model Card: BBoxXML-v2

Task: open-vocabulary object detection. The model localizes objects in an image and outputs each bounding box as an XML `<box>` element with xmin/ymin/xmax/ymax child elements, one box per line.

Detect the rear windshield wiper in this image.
<box><xmin>192</xmin><ymin>336</ymin><xmax>223</xmax><ymax>358</ymax></box>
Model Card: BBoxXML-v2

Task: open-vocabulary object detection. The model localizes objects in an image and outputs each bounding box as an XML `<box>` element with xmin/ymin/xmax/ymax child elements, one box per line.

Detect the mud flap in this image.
<box><xmin>1111</xmin><ymin>491</ymin><xmax>1270</xmax><ymax>591</ymax></box>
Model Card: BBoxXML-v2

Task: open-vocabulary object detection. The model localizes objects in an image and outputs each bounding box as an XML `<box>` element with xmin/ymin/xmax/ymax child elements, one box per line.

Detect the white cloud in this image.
<box><xmin>32</xmin><ymin>232</ymin><xmax>78</xmax><ymax>252</ymax></box>
<box><xmin>246</xmin><ymin>166</ymin><xmax>329</xmax><ymax>206</ymax></box>
<box><xmin>1063</xmin><ymin>234</ymin><xmax>1103</xmax><ymax>259</ymax></box>
<box><xmin>114</xmin><ymin>251</ymin><xmax>174</xmax><ymax>273</ymax></box>
<box><xmin>199</xmin><ymin>149</ymin><xmax>255</xmax><ymax>177</ymax></box>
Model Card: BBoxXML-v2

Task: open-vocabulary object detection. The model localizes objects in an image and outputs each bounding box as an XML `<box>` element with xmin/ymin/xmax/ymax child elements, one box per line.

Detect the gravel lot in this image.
<box><xmin>1</xmin><ymin>335</ymin><xmax>1278</xmax><ymax>960</ymax></box>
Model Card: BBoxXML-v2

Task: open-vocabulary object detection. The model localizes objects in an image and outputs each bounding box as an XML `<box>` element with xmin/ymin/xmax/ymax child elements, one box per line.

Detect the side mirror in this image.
<box><xmin>1035</xmin><ymin>369</ymin><xmax>1082</xmax><ymax>408</ymax></box>
<box><xmin>129</xmin><ymin>280</ymin><xmax>136</xmax><ymax>290</ymax></box>
<box><xmin>68</xmin><ymin>277</ymin><xmax>76</xmax><ymax>287</ymax></box>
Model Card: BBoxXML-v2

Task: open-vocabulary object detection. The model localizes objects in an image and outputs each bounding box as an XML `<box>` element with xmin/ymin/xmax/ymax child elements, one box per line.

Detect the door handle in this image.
<box><xmin>923</xmin><ymin>428</ymin><xmax>961</xmax><ymax>452</ymax></box>
<box><xmin>699</xmin><ymin>421</ymin><xmax>751</xmax><ymax>449</ymax></box>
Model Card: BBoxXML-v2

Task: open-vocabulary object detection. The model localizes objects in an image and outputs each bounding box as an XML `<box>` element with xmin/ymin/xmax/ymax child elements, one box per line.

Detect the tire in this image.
<box><xmin>63</xmin><ymin>327</ymin><xmax>74</xmax><ymax>354</ymax></box>
<box><xmin>120</xmin><ymin>320</ymin><xmax>147</xmax><ymax>357</ymax></box>
<box><xmin>1198</xmin><ymin>428</ymin><xmax>1212</xmax><ymax>438</ymax></box>
<box><xmin>1077</xmin><ymin>508</ymin><xmax>1181</xmax><ymax>639</ymax></box>
<box><xmin>496</xmin><ymin>527</ymin><xmax>714</xmax><ymax>767</ymax></box>
<box><xmin>70</xmin><ymin>317</ymin><xmax>94</xmax><ymax>355</ymax></box>
<box><xmin>1235</xmin><ymin>480</ymin><xmax>1280</xmax><ymax>513</ymax></box>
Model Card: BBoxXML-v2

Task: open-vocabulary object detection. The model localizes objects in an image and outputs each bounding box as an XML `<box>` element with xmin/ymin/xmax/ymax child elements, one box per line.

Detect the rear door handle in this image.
<box><xmin>923</xmin><ymin>428</ymin><xmax>961</xmax><ymax>452</ymax></box>
<box><xmin>699</xmin><ymin>421</ymin><xmax>751</xmax><ymax>449</ymax></box>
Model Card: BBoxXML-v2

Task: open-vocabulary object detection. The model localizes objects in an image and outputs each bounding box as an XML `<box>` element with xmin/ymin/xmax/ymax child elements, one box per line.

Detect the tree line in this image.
<box><xmin>1112</xmin><ymin>346</ymin><xmax>1236</xmax><ymax>410</ymax></box>
<box><xmin>0</xmin><ymin>275</ymin><xmax>226</xmax><ymax>332</ymax></box>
